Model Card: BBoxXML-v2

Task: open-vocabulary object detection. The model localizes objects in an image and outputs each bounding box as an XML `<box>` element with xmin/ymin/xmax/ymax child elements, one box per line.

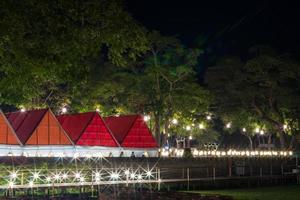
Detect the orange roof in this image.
<box><xmin>6</xmin><ymin>109</ymin><xmax>72</xmax><ymax>145</ymax></box>
<box><xmin>0</xmin><ymin>110</ymin><xmax>21</xmax><ymax>145</ymax></box>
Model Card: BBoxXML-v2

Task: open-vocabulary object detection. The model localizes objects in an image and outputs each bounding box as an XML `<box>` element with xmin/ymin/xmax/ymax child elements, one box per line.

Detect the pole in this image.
<box><xmin>158</xmin><ymin>168</ymin><xmax>161</xmax><ymax>191</ymax></box>
<box><xmin>187</xmin><ymin>168</ymin><xmax>190</xmax><ymax>190</ymax></box>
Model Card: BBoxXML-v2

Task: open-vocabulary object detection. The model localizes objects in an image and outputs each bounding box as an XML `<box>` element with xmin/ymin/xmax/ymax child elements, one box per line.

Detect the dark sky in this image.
<box><xmin>127</xmin><ymin>0</ymin><xmax>300</xmax><ymax>56</ymax></box>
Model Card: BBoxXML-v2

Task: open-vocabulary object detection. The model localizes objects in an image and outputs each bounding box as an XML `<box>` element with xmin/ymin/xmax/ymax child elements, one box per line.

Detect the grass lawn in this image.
<box><xmin>185</xmin><ymin>185</ymin><xmax>300</xmax><ymax>200</ymax></box>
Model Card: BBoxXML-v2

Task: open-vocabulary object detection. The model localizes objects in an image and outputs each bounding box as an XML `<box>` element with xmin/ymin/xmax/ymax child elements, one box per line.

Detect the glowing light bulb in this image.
<box><xmin>124</xmin><ymin>170</ymin><xmax>130</xmax><ymax>175</ymax></box>
<box><xmin>96</xmin><ymin>108</ymin><xmax>100</xmax><ymax>112</ymax></box>
<box><xmin>260</xmin><ymin>130</ymin><xmax>264</xmax><ymax>135</ymax></box>
<box><xmin>242</xmin><ymin>128</ymin><xmax>246</xmax><ymax>132</ymax></box>
<box><xmin>199</xmin><ymin>123</ymin><xmax>205</xmax><ymax>129</ymax></box>
<box><xmin>283</xmin><ymin>124</ymin><xmax>288</xmax><ymax>130</ymax></box>
<box><xmin>172</xmin><ymin>119</ymin><xmax>178</xmax><ymax>124</ymax></box>
<box><xmin>255</xmin><ymin>128</ymin><xmax>260</xmax><ymax>133</ymax></box>
<box><xmin>143</xmin><ymin>115</ymin><xmax>150</xmax><ymax>122</ymax></box>
<box><xmin>20</xmin><ymin>108</ymin><xmax>26</xmax><ymax>112</ymax></box>
<box><xmin>186</xmin><ymin>125</ymin><xmax>191</xmax><ymax>131</ymax></box>
<box><xmin>226</xmin><ymin>123</ymin><xmax>231</xmax><ymax>128</ymax></box>
<box><xmin>61</xmin><ymin>107</ymin><xmax>67</xmax><ymax>113</ymax></box>
<box><xmin>46</xmin><ymin>177</ymin><xmax>51</xmax><ymax>182</ymax></box>
<box><xmin>206</xmin><ymin>115</ymin><xmax>212</xmax><ymax>120</ymax></box>
<box><xmin>137</xmin><ymin>175</ymin><xmax>142</xmax><ymax>180</ymax></box>
<box><xmin>80</xmin><ymin>177</ymin><xmax>85</xmax><ymax>182</ymax></box>
<box><xmin>189</xmin><ymin>135</ymin><xmax>193</xmax><ymax>140</ymax></box>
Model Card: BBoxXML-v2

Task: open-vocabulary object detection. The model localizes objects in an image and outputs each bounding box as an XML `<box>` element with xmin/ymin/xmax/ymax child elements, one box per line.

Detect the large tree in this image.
<box><xmin>0</xmin><ymin>0</ymin><xmax>148</xmax><ymax>108</ymax></box>
<box><xmin>205</xmin><ymin>46</ymin><xmax>300</xmax><ymax>149</ymax></box>
<box><xmin>73</xmin><ymin>32</ymin><xmax>211</xmax><ymax>146</ymax></box>
<box><xmin>120</xmin><ymin>32</ymin><xmax>211</xmax><ymax>146</ymax></box>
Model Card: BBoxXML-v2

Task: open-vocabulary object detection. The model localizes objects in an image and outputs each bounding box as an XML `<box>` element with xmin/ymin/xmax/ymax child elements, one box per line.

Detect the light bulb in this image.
<box><xmin>172</xmin><ymin>119</ymin><xmax>178</xmax><ymax>124</ymax></box>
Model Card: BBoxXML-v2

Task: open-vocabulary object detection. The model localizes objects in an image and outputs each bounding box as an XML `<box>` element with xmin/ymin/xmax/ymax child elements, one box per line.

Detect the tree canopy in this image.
<box><xmin>0</xmin><ymin>0</ymin><xmax>148</xmax><ymax>107</ymax></box>
<box><xmin>205</xmin><ymin>46</ymin><xmax>300</xmax><ymax>149</ymax></box>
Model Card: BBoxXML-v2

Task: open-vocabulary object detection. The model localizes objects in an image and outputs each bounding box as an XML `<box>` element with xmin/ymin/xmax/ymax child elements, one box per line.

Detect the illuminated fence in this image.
<box><xmin>0</xmin><ymin>155</ymin><xmax>298</xmax><ymax>199</ymax></box>
<box><xmin>160</xmin><ymin>148</ymin><xmax>294</xmax><ymax>158</ymax></box>
<box><xmin>1</xmin><ymin>166</ymin><xmax>157</xmax><ymax>189</ymax></box>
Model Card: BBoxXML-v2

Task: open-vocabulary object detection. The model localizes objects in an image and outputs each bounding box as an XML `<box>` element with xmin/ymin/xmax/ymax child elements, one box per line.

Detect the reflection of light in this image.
<box><xmin>110</xmin><ymin>173</ymin><xmax>119</xmax><ymax>179</ymax></box>
<box><xmin>29</xmin><ymin>181</ymin><xmax>34</xmax><ymax>187</ymax></box>
<box><xmin>73</xmin><ymin>153</ymin><xmax>79</xmax><ymax>158</ymax></box>
<box><xmin>8</xmin><ymin>181</ymin><xmax>14</xmax><ymax>187</ymax></box>
<box><xmin>146</xmin><ymin>171</ymin><xmax>152</xmax><ymax>177</ymax></box>
<box><xmin>54</xmin><ymin>174</ymin><xmax>60</xmax><ymax>180</ymax></box>
<box><xmin>62</xmin><ymin>173</ymin><xmax>68</xmax><ymax>179</ymax></box>
<box><xmin>75</xmin><ymin>173</ymin><xmax>81</xmax><ymax>179</ymax></box>
<box><xmin>130</xmin><ymin>173</ymin><xmax>135</xmax><ymax>179</ymax></box>
<box><xmin>10</xmin><ymin>172</ymin><xmax>17</xmax><ymax>179</ymax></box>
<box><xmin>33</xmin><ymin>172</ymin><xmax>39</xmax><ymax>179</ymax></box>
<box><xmin>95</xmin><ymin>172</ymin><xmax>100</xmax><ymax>177</ymax></box>
<box><xmin>80</xmin><ymin>177</ymin><xmax>85</xmax><ymax>182</ymax></box>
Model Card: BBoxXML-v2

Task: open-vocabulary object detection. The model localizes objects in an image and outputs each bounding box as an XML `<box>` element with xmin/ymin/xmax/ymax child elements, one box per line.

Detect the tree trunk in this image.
<box><xmin>154</xmin><ymin>114</ymin><xmax>161</xmax><ymax>147</ymax></box>
<box><xmin>288</xmin><ymin>135</ymin><xmax>295</xmax><ymax>150</ymax></box>
<box><xmin>278</xmin><ymin>130</ymin><xmax>286</xmax><ymax>149</ymax></box>
<box><xmin>248</xmin><ymin>136</ymin><xmax>253</xmax><ymax>150</ymax></box>
<box><xmin>162</xmin><ymin>120</ymin><xmax>170</xmax><ymax>147</ymax></box>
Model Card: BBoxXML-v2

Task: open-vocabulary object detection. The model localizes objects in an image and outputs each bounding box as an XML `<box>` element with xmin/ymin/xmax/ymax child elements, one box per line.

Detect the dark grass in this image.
<box><xmin>184</xmin><ymin>185</ymin><xmax>300</xmax><ymax>200</ymax></box>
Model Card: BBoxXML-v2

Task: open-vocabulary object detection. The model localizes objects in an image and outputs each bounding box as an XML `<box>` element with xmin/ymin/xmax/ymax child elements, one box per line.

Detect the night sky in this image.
<box><xmin>127</xmin><ymin>0</ymin><xmax>300</xmax><ymax>56</ymax></box>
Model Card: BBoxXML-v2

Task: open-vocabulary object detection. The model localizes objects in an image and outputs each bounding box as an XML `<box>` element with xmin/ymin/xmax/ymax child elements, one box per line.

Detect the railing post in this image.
<box><xmin>228</xmin><ymin>158</ymin><xmax>232</xmax><ymax>177</ymax></box>
<box><xmin>213</xmin><ymin>167</ymin><xmax>216</xmax><ymax>181</ymax></box>
<box><xmin>158</xmin><ymin>168</ymin><xmax>161</xmax><ymax>191</ymax></box>
<box><xmin>187</xmin><ymin>168</ymin><xmax>190</xmax><ymax>191</ymax></box>
<box><xmin>260</xmin><ymin>167</ymin><xmax>263</xmax><ymax>177</ymax></box>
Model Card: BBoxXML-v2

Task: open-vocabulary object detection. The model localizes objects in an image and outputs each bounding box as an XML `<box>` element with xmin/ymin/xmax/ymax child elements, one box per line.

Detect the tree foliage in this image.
<box><xmin>0</xmin><ymin>0</ymin><xmax>148</xmax><ymax>107</ymax></box>
<box><xmin>206</xmin><ymin>46</ymin><xmax>300</xmax><ymax>149</ymax></box>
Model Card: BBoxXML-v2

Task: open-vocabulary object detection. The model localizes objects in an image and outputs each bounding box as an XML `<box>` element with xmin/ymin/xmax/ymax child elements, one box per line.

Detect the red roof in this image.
<box><xmin>104</xmin><ymin>115</ymin><xmax>158</xmax><ymax>148</ymax></box>
<box><xmin>6</xmin><ymin>109</ymin><xmax>48</xmax><ymax>144</ymax></box>
<box><xmin>57</xmin><ymin>112</ymin><xmax>119</xmax><ymax>146</ymax></box>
